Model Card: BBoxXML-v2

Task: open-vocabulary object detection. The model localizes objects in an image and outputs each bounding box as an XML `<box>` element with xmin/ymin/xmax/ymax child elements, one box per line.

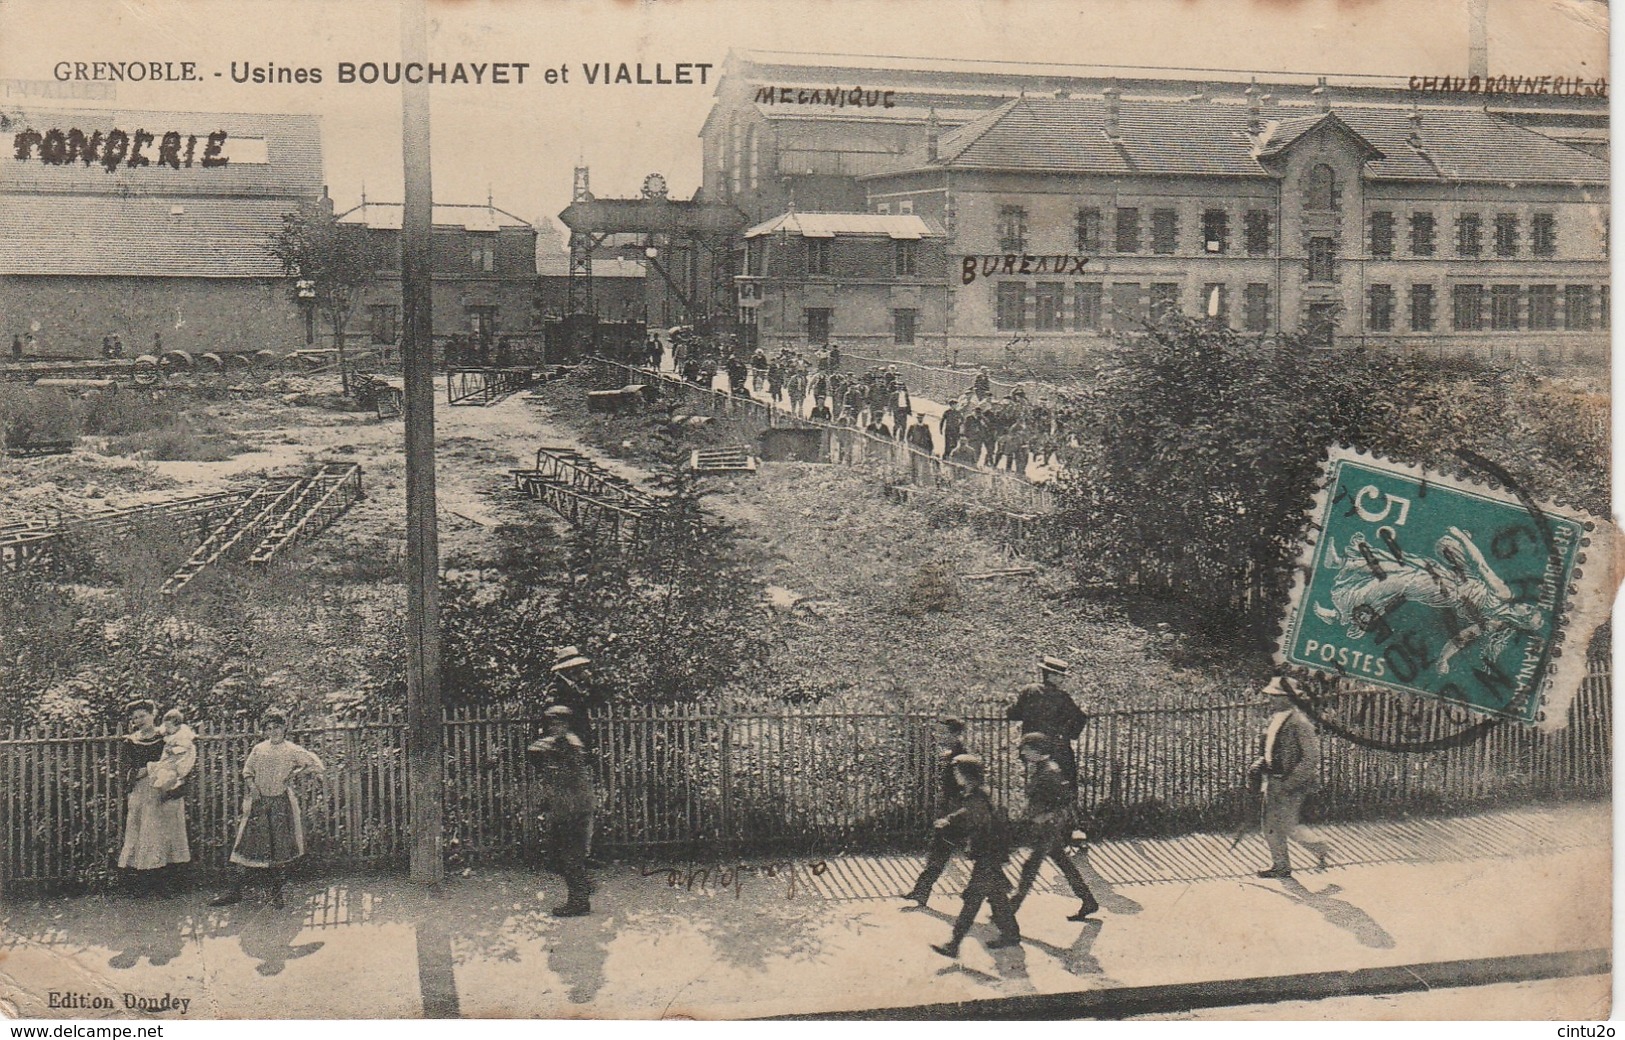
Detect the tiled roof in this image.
<box><xmin>0</xmin><ymin>193</ymin><xmax>299</xmax><ymax>277</ymax></box>
<box><xmin>744</xmin><ymin>212</ymin><xmax>938</xmax><ymax>239</ymax></box>
<box><xmin>928</xmin><ymin>96</ymin><xmax>1607</xmax><ymax>185</ymax></box>
<box><xmin>337</xmin><ymin>202</ymin><xmax>533</xmax><ymax>231</ymax></box>
<box><xmin>0</xmin><ymin>107</ymin><xmax>323</xmax><ymax>198</ymax></box>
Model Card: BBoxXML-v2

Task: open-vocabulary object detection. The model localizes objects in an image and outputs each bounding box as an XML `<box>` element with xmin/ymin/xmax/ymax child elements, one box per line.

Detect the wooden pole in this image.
<box><xmin>401</xmin><ymin>0</ymin><xmax>443</xmax><ymax>885</ymax></box>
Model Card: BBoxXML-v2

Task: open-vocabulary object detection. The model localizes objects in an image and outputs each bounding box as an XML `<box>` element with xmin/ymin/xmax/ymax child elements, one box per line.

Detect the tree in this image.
<box><xmin>267</xmin><ymin>205</ymin><xmax>374</xmax><ymax>394</ymax></box>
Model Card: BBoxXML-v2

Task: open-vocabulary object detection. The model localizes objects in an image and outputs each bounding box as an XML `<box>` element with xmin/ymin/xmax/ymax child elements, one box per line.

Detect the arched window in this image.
<box><xmin>1306</xmin><ymin>163</ymin><xmax>1337</xmax><ymax>211</ymax></box>
<box><xmin>747</xmin><ymin>125</ymin><xmax>759</xmax><ymax>191</ymax></box>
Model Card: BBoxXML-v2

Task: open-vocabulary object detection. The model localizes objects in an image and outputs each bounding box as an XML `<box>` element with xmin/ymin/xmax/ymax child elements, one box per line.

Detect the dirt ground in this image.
<box><xmin>2</xmin><ymin>370</ymin><xmax>1244</xmax><ymax>715</ymax></box>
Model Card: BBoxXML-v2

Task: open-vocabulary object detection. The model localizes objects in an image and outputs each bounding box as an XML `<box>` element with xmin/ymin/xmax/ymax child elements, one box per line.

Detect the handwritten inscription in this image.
<box><xmin>641</xmin><ymin>859</ymin><xmax>828</xmax><ymax>900</ymax></box>
<box><xmin>755</xmin><ymin>86</ymin><xmax>896</xmax><ymax>109</ymax></box>
<box><xmin>962</xmin><ymin>254</ymin><xmax>1090</xmax><ymax>284</ymax></box>
<box><xmin>1408</xmin><ymin>74</ymin><xmax>1606</xmax><ymax>97</ymax></box>
<box><xmin>12</xmin><ymin>127</ymin><xmax>228</xmax><ymax>171</ymax></box>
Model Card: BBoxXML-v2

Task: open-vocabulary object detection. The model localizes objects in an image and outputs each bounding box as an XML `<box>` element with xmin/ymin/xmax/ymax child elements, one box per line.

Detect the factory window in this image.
<box><xmin>895</xmin><ymin>239</ymin><xmax>918</xmax><ymax>277</ymax></box>
<box><xmin>998</xmin><ymin>206</ymin><xmax>1028</xmax><ymax>253</ymax></box>
<box><xmin>1528</xmin><ymin>285</ymin><xmax>1557</xmax><ymax>330</ymax></box>
<box><xmin>1531</xmin><ymin>213</ymin><xmax>1557</xmax><ymax>256</ymax></box>
<box><xmin>1305</xmin><ymin>164</ymin><xmax>1337</xmax><ymax>211</ymax></box>
<box><xmin>1151</xmin><ymin>209</ymin><xmax>1178</xmax><ymax>254</ymax></box>
<box><xmin>1244</xmin><ymin>283</ymin><xmax>1271</xmax><ymax>332</ymax></box>
<box><xmin>1490</xmin><ymin>285</ymin><xmax>1520</xmax><ymax>330</ymax></box>
<box><xmin>1367</xmin><ymin>284</ymin><xmax>1394</xmax><ymax>332</ymax></box>
<box><xmin>1149</xmin><ymin>282</ymin><xmax>1180</xmax><ymax>321</ymax></box>
<box><xmin>470</xmin><ymin>241</ymin><xmax>494</xmax><ymax>272</ymax></box>
<box><xmin>1494</xmin><ymin>213</ymin><xmax>1520</xmax><ymax>257</ymax></box>
<box><xmin>1245</xmin><ymin>210</ymin><xmax>1272</xmax><ymax>255</ymax></box>
<box><xmin>1109</xmin><ymin>282</ymin><xmax>1143</xmax><ymax>327</ymax></box>
<box><xmin>1410</xmin><ymin>284</ymin><xmax>1435</xmax><ymax>331</ymax></box>
<box><xmin>1075</xmin><ymin>207</ymin><xmax>1102</xmax><ymax>252</ymax></box>
<box><xmin>1369</xmin><ymin>210</ymin><xmax>1394</xmax><ymax>258</ymax></box>
<box><xmin>1564</xmin><ymin>285</ymin><xmax>1593</xmax><ymax>330</ymax></box>
<box><xmin>1307</xmin><ymin>237</ymin><xmax>1335</xmax><ymax>282</ymax></box>
<box><xmin>806</xmin><ymin>238</ymin><xmax>831</xmax><ymax>276</ymax></box>
<box><xmin>893</xmin><ymin>308</ymin><xmax>917</xmax><ymax>345</ymax></box>
<box><xmin>1409</xmin><ymin>211</ymin><xmax>1436</xmax><ymax>256</ymax></box>
<box><xmin>996</xmin><ymin>282</ymin><xmax>1027</xmax><ymax>331</ymax></box>
<box><xmin>1201</xmin><ymin>283</ymin><xmax>1228</xmax><ymax>325</ymax></box>
<box><xmin>804</xmin><ymin>307</ymin><xmax>831</xmax><ymax>345</ymax></box>
<box><xmin>1453</xmin><ymin>284</ymin><xmax>1484</xmax><ymax>331</ymax></box>
<box><xmin>1115</xmin><ymin>207</ymin><xmax>1140</xmax><ymax>253</ymax></box>
<box><xmin>1201</xmin><ymin>209</ymin><xmax>1229</xmax><ymax>253</ymax></box>
<box><xmin>1456</xmin><ymin>213</ymin><xmax>1482</xmax><ymax>257</ymax></box>
<box><xmin>1073</xmin><ymin>283</ymin><xmax>1103</xmax><ymax>331</ymax></box>
<box><xmin>1034</xmin><ymin>283</ymin><xmax>1064</xmax><ymax>331</ymax></box>
<box><xmin>369</xmin><ymin>304</ymin><xmax>398</xmax><ymax>344</ymax></box>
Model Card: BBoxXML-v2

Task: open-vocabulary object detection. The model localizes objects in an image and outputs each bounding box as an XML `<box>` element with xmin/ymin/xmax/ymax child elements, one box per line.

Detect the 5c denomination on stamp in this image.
<box><xmin>1277</xmin><ymin>447</ymin><xmax>1611</xmax><ymax>730</ymax></box>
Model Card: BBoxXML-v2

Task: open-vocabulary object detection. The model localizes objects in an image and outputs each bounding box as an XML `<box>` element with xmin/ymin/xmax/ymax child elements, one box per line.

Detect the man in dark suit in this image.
<box><xmin>1007</xmin><ymin>656</ymin><xmax>1087</xmax><ymax>784</ymax></box>
<box><xmin>528</xmin><ymin>706</ymin><xmax>596</xmax><ymax>916</ymax></box>
<box><xmin>931</xmin><ymin>755</ymin><xmax>1021</xmax><ymax>957</ymax></box>
<box><xmin>1011</xmin><ymin>733</ymin><xmax>1098</xmax><ymax>921</ymax></box>
<box><xmin>899</xmin><ymin>716</ymin><xmax>968</xmax><ymax>907</ymax></box>
<box><xmin>1247</xmin><ymin>675</ymin><xmax>1322</xmax><ymax>879</ymax></box>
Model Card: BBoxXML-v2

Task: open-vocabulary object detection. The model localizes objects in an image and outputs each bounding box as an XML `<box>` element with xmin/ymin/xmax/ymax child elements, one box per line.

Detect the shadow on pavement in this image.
<box><xmin>1254</xmin><ymin>878</ymin><xmax>1396</xmax><ymax>950</ymax></box>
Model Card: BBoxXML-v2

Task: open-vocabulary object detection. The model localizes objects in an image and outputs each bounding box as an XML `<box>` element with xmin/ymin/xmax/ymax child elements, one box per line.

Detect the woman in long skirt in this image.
<box><xmin>118</xmin><ymin>700</ymin><xmax>192</xmax><ymax>892</ymax></box>
<box><xmin>209</xmin><ymin>710</ymin><xmax>324</xmax><ymax>909</ymax></box>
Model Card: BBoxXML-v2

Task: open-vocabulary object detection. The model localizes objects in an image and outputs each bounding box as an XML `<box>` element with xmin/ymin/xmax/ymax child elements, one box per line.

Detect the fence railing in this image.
<box><xmin>835</xmin><ymin>349</ymin><xmax>1070</xmax><ymax>406</ymax></box>
<box><xmin>2</xmin><ymin>654</ymin><xmax>1608</xmax><ymax>893</ymax></box>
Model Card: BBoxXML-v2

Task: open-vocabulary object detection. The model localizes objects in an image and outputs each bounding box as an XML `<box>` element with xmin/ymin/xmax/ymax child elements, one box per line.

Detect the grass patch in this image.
<box><xmin>102</xmin><ymin>416</ymin><xmax>248</xmax><ymax>462</ymax></box>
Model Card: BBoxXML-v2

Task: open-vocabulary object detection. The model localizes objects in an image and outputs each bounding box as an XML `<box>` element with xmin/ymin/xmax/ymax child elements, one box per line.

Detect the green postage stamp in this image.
<box><xmin>1278</xmin><ymin>447</ymin><xmax>1613</xmax><ymax>728</ymax></box>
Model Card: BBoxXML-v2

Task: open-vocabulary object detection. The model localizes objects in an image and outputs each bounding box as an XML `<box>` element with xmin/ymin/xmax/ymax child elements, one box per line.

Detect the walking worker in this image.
<box><xmin>900</xmin><ymin>715</ymin><xmax>969</xmax><ymax>907</ymax></box>
<box><xmin>528</xmin><ymin>705</ymin><xmax>596</xmax><ymax>916</ymax></box>
<box><xmin>1011</xmin><ymin>733</ymin><xmax>1098</xmax><ymax>920</ymax></box>
<box><xmin>1007</xmin><ymin>656</ymin><xmax>1087</xmax><ymax>784</ymax></box>
<box><xmin>930</xmin><ymin>754</ymin><xmax>1021</xmax><ymax>958</ymax></box>
<box><xmin>210</xmin><ymin>710</ymin><xmax>325</xmax><ymax>909</ymax></box>
<box><xmin>1247</xmin><ymin>675</ymin><xmax>1322</xmax><ymax>879</ymax></box>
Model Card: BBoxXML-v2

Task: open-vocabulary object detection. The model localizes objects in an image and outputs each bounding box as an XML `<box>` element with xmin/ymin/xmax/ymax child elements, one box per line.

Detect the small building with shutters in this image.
<box><xmin>736</xmin><ymin>211</ymin><xmax>948</xmax><ymax>354</ymax></box>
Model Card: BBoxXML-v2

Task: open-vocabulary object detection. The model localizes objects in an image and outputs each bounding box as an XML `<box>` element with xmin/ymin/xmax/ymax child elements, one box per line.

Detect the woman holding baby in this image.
<box><xmin>118</xmin><ymin>699</ymin><xmax>196</xmax><ymax>893</ymax></box>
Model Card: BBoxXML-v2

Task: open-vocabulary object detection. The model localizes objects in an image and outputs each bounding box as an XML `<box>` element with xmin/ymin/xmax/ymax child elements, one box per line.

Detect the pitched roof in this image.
<box><xmin>0</xmin><ymin>107</ymin><xmax>323</xmax><ymax>198</ymax></box>
<box><xmin>743</xmin><ymin>212</ymin><xmax>938</xmax><ymax>239</ymax></box>
<box><xmin>925</xmin><ymin>96</ymin><xmax>1607</xmax><ymax>185</ymax></box>
<box><xmin>0</xmin><ymin>194</ymin><xmax>297</xmax><ymax>277</ymax></box>
<box><xmin>336</xmin><ymin>202</ymin><xmax>533</xmax><ymax>232</ymax></box>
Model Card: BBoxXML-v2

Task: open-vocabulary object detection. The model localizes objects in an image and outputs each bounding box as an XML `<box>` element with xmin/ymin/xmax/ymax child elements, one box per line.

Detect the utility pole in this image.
<box><xmin>401</xmin><ymin>0</ymin><xmax>443</xmax><ymax>885</ymax></box>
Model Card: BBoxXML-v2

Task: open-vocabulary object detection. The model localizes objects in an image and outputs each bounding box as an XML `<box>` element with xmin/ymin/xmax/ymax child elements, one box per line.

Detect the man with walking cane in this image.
<box><xmin>1245</xmin><ymin>675</ymin><xmax>1321</xmax><ymax>879</ymax></box>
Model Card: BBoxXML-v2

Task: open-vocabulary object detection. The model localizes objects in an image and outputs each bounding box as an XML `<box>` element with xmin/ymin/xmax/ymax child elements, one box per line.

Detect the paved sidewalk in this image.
<box><xmin>0</xmin><ymin>803</ymin><xmax>1608</xmax><ymax>1020</ymax></box>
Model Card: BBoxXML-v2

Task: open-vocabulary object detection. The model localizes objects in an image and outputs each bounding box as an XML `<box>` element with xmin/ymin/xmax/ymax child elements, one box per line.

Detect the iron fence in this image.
<box><xmin>1</xmin><ymin>655</ymin><xmax>1608</xmax><ymax>893</ymax></box>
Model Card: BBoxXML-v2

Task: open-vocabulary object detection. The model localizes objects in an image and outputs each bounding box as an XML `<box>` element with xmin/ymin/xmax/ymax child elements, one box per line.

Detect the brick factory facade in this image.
<box><xmin>0</xmin><ymin>107</ymin><xmax>324</xmax><ymax>358</ymax></box>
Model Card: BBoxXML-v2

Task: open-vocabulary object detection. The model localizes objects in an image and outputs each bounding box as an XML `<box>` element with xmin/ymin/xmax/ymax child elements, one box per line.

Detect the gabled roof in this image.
<box><xmin>0</xmin><ymin>194</ymin><xmax>298</xmax><ymax>277</ymax></box>
<box><xmin>743</xmin><ymin>212</ymin><xmax>939</xmax><ymax>239</ymax></box>
<box><xmin>337</xmin><ymin>202</ymin><xmax>533</xmax><ymax>232</ymax></box>
<box><xmin>922</xmin><ymin>96</ymin><xmax>1606</xmax><ymax>185</ymax></box>
<box><xmin>0</xmin><ymin>107</ymin><xmax>322</xmax><ymax>198</ymax></box>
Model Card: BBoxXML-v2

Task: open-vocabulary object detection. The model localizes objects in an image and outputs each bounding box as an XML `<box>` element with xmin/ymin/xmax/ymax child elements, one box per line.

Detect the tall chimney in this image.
<box><xmin>1311</xmin><ymin>76</ymin><xmax>1330</xmax><ymax>113</ymax></box>
<box><xmin>1469</xmin><ymin>0</ymin><xmax>1489</xmax><ymax>79</ymax></box>
<box><xmin>1103</xmin><ymin>84</ymin><xmax>1122</xmax><ymax>142</ymax></box>
<box><xmin>1245</xmin><ymin>78</ymin><xmax>1262</xmax><ymax>134</ymax></box>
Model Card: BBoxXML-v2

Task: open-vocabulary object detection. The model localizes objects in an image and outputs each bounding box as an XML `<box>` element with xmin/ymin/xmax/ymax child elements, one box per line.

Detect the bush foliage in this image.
<box><xmin>1052</xmin><ymin>318</ymin><xmax>1608</xmax><ymax>647</ymax></box>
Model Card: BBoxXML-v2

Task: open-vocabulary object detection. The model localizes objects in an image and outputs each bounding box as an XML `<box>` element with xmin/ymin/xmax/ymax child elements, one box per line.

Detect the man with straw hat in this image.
<box><xmin>1246</xmin><ymin>675</ymin><xmax>1322</xmax><ymax>879</ymax></box>
<box><xmin>528</xmin><ymin>705</ymin><xmax>596</xmax><ymax>916</ymax></box>
<box><xmin>1007</xmin><ymin>655</ymin><xmax>1087</xmax><ymax>784</ymax></box>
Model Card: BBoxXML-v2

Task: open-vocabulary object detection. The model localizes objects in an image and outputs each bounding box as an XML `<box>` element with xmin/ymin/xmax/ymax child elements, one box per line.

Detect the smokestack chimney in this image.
<box><xmin>1103</xmin><ymin>84</ymin><xmax>1122</xmax><ymax>142</ymax></box>
<box><xmin>1311</xmin><ymin>76</ymin><xmax>1330</xmax><ymax>113</ymax></box>
<box><xmin>1246</xmin><ymin>78</ymin><xmax>1262</xmax><ymax>134</ymax></box>
<box><xmin>925</xmin><ymin>107</ymin><xmax>941</xmax><ymax>162</ymax></box>
<box><xmin>1469</xmin><ymin>0</ymin><xmax>1489</xmax><ymax>80</ymax></box>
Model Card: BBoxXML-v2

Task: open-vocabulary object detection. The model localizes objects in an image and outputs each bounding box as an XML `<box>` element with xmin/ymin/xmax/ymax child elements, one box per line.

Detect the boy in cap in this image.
<box><xmin>1007</xmin><ymin>656</ymin><xmax>1087</xmax><ymax>784</ymax></box>
<box><xmin>528</xmin><ymin>705</ymin><xmax>596</xmax><ymax>916</ymax></box>
<box><xmin>1246</xmin><ymin>675</ymin><xmax>1321</xmax><ymax>879</ymax></box>
<box><xmin>1012</xmin><ymin>733</ymin><xmax>1099</xmax><ymax>920</ymax></box>
<box><xmin>900</xmin><ymin>716</ymin><xmax>969</xmax><ymax>907</ymax></box>
<box><xmin>931</xmin><ymin>754</ymin><xmax>1021</xmax><ymax>957</ymax></box>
